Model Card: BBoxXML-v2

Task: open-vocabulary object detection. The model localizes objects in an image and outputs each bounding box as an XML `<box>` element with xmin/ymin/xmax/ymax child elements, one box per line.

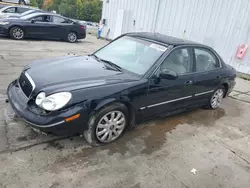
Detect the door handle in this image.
<box><xmin>185</xmin><ymin>80</ymin><xmax>193</xmax><ymax>85</ymax></box>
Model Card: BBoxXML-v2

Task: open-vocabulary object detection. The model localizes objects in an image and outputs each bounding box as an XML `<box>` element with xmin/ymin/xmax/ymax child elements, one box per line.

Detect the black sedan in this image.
<box><xmin>0</xmin><ymin>12</ymin><xmax>86</xmax><ymax>42</ymax></box>
<box><xmin>7</xmin><ymin>32</ymin><xmax>236</xmax><ymax>145</ymax></box>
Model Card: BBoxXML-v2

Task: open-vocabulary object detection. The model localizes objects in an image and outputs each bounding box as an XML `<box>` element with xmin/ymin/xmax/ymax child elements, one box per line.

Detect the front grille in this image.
<box><xmin>19</xmin><ymin>72</ymin><xmax>34</xmax><ymax>98</ymax></box>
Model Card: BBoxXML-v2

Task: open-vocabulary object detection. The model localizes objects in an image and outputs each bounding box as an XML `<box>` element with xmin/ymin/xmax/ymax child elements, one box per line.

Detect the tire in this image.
<box><xmin>206</xmin><ymin>86</ymin><xmax>226</xmax><ymax>109</ymax></box>
<box><xmin>84</xmin><ymin>103</ymin><xmax>128</xmax><ymax>146</ymax></box>
<box><xmin>9</xmin><ymin>26</ymin><xmax>25</xmax><ymax>40</ymax></box>
<box><xmin>67</xmin><ymin>32</ymin><xmax>77</xmax><ymax>43</ymax></box>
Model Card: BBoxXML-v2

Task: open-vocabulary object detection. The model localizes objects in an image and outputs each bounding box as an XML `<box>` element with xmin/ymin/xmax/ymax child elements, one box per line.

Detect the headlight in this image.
<box><xmin>35</xmin><ymin>92</ymin><xmax>72</xmax><ymax>111</ymax></box>
<box><xmin>0</xmin><ymin>22</ymin><xmax>9</xmax><ymax>25</ymax></box>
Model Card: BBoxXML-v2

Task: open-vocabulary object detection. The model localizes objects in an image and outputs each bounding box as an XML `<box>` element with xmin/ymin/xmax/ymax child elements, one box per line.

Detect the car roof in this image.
<box><xmin>3</xmin><ymin>5</ymin><xmax>37</xmax><ymax>9</ymax></box>
<box><xmin>126</xmin><ymin>32</ymin><xmax>200</xmax><ymax>46</ymax></box>
<box><xmin>22</xmin><ymin>12</ymin><xmax>59</xmax><ymax>18</ymax></box>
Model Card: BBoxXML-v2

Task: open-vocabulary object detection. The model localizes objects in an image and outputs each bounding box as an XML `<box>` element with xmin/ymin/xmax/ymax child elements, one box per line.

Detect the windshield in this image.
<box><xmin>94</xmin><ymin>36</ymin><xmax>167</xmax><ymax>75</ymax></box>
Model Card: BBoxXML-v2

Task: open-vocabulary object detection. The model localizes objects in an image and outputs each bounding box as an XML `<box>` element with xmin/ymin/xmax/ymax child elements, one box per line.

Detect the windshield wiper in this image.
<box><xmin>90</xmin><ymin>54</ymin><xmax>122</xmax><ymax>72</ymax></box>
<box><xmin>100</xmin><ymin>59</ymin><xmax>122</xmax><ymax>72</ymax></box>
<box><xmin>90</xmin><ymin>54</ymin><xmax>100</xmax><ymax>61</ymax></box>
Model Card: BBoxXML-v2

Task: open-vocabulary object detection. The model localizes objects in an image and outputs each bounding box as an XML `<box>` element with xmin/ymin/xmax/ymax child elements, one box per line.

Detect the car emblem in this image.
<box><xmin>21</xmin><ymin>81</ymin><xmax>26</xmax><ymax>87</ymax></box>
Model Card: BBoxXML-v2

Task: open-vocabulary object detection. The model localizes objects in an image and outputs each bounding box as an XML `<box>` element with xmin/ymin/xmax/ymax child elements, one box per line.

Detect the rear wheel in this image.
<box><xmin>84</xmin><ymin>103</ymin><xmax>128</xmax><ymax>146</ymax></box>
<box><xmin>9</xmin><ymin>26</ymin><xmax>25</xmax><ymax>40</ymax></box>
<box><xmin>207</xmin><ymin>86</ymin><xmax>225</xmax><ymax>109</ymax></box>
<box><xmin>67</xmin><ymin>32</ymin><xmax>77</xmax><ymax>43</ymax></box>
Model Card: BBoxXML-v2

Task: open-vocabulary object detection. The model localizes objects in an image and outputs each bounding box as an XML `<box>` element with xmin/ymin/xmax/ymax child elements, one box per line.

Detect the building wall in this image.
<box><xmin>101</xmin><ymin>0</ymin><xmax>250</xmax><ymax>74</ymax></box>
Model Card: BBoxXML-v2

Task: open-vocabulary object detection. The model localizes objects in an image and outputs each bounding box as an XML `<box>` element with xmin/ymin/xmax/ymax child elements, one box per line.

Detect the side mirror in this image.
<box><xmin>31</xmin><ymin>19</ymin><xmax>36</xmax><ymax>23</ymax></box>
<box><xmin>160</xmin><ymin>69</ymin><xmax>178</xmax><ymax>80</ymax></box>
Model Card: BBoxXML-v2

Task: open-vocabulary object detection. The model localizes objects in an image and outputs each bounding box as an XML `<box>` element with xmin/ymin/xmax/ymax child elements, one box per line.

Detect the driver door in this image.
<box><xmin>25</xmin><ymin>15</ymin><xmax>53</xmax><ymax>38</ymax></box>
<box><xmin>143</xmin><ymin>47</ymin><xmax>196</xmax><ymax>117</ymax></box>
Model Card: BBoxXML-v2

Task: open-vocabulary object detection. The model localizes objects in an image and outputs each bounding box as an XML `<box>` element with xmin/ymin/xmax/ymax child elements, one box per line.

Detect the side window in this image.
<box><xmin>33</xmin><ymin>16</ymin><xmax>44</xmax><ymax>22</ymax></box>
<box><xmin>195</xmin><ymin>48</ymin><xmax>219</xmax><ymax>72</ymax></box>
<box><xmin>17</xmin><ymin>7</ymin><xmax>29</xmax><ymax>13</ymax></box>
<box><xmin>32</xmin><ymin>15</ymin><xmax>51</xmax><ymax>22</ymax></box>
<box><xmin>53</xmin><ymin>16</ymin><xmax>67</xmax><ymax>24</ymax></box>
<box><xmin>161</xmin><ymin>48</ymin><xmax>193</xmax><ymax>75</ymax></box>
<box><xmin>3</xmin><ymin>7</ymin><xmax>16</xmax><ymax>13</ymax></box>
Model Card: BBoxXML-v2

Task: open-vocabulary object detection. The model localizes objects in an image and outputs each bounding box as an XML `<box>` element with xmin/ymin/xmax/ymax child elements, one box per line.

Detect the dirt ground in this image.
<box><xmin>0</xmin><ymin>35</ymin><xmax>250</xmax><ymax>188</ymax></box>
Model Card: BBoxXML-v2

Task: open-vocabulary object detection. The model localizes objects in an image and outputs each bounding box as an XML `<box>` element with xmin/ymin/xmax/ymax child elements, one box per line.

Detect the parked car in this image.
<box><xmin>7</xmin><ymin>32</ymin><xmax>236</xmax><ymax>145</ymax></box>
<box><xmin>0</xmin><ymin>0</ymin><xmax>30</xmax><ymax>5</ymax></box>
<box><xmin>0</xmin><ymin>5</ymin><xmax>34</xmax><ymax>18</ymax></box>
<box><xmin>0</xmin><ymin>12</ymin><xmax>86</xmax><ymax>42</ymax></box>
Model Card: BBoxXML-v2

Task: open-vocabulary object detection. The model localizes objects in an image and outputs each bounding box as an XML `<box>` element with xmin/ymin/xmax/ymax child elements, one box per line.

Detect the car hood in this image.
<box><xmin>24</xmin><ymin>56</ymin><xmax>140</xmax><ymax>95</ymax></box>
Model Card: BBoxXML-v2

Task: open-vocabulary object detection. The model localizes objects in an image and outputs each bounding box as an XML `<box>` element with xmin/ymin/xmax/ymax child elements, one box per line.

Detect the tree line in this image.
<box><xmin>30</xmin><ymin>0</ymin><xmax>102</xmax><ymax>22</ymax></box>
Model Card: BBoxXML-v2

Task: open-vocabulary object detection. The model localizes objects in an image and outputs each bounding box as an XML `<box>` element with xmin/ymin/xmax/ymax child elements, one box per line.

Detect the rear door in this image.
<box><xmin>193</xmin><ymin>47</ymin><xmax>222</xmax><ymax>102</ymax></box>
<box><xmin>49</xmin><ymin>16</ymin><xmax>73</xmax><ymax>39</ymax></box>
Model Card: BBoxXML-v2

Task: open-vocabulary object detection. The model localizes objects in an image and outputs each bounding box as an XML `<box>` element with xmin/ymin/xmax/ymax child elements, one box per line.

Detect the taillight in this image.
<box><xmin>80</xmin><ymin>26</ymin><xmax>85</xmax><ymax>30</ymax></box>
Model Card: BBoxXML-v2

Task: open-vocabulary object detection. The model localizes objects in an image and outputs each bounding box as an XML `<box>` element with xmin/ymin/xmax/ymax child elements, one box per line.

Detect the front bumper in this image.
<box><xmin>7</xmin><ymin>80</ymin><xmax>90</xmax><ymax>136</ymax></box>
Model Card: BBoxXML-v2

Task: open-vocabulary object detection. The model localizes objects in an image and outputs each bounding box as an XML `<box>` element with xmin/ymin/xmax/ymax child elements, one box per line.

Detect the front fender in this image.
<box><xmin>91</xmin><ymin>97</ymin><xmax>136</xmax><ymax>129</ymax></box>
<box><xmin>94</xmin><ymin>98</ymin><xmax>117</xmax><ymax>111</ymax></box>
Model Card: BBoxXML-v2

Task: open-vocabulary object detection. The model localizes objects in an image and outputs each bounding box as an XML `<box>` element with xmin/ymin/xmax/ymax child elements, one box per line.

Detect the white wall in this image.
<box><xmin>101</xmin><ymin>0</ymin><xmax>250</xmax><ymax>74</ymax></box>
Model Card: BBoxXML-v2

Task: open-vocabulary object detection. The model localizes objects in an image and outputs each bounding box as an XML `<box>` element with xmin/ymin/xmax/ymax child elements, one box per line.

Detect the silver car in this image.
<box><xmin>0</xmin><ymin>5</ymin><xmax>34</xmax><ymax>18</ymax></box>
<box><xmin>0</xmin><ymin>0</ymin><xmax>30</xmax><ymax>5</ymax></box>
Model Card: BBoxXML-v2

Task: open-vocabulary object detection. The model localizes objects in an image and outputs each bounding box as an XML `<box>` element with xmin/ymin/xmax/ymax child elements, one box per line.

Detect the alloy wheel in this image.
<box><xmin>12</xmin><ymin>28</ymin><xmax>24</xmax><ymax>39</ymax></box>
<box><xmin>68</xmin><ymin>32</ymin><xmax>77</xmax><ymax>42</ymax></box>
<box><xmin>210</xmin><ymin>89</ymin><xmax>224</xmax><ymax>109</ymax></box>
<box><xmin>96</xmin><ymin>110</ymin><xmax>126</xmax><ymax>143</ymax></box>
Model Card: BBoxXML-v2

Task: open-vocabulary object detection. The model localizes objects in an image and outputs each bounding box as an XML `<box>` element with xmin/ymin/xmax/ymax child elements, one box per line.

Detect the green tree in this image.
<box><xmin>30</xmin><ymin>0</ymin><xmax>38</xmax><ymax>7</ymax></box>
<box><xmin>37</xmin><ymin>0</ymin><xmax>44</xmax><ymax>9</ymax></box>
<box><xmin>58</xmin><ymin>0</ymin><xmax>77</xmax><ymax>18</ymax></box>
<box><xmin>40</xmin><ymin>0</ymin><xmax>102</xmax><ymax>22</ymax></box>
<box><xmin>76</xmin><ymin>0</ymin><xmax>84</xmax><ymax>20</ymax></box>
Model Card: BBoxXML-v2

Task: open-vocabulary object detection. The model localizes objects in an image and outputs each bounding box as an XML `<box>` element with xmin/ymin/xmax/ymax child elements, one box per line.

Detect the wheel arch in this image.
<box><xmin>221</xmin><ymin>82</ymin><xmax>229</xmax><ymax>97</ymax></box>
<box><xmin>93</xmin><ymin>98</ymin><xmax>136</xmax><ymax>129</ymax></box>
<box><xmin>8</xmin><ymin>25</ymin><xmax>25</xmax><ymax>36</ymax></box>
<box><xmin>69</xmin><ymin>30</ymin><xmax>78</xmax><ymax>37</ymax></box>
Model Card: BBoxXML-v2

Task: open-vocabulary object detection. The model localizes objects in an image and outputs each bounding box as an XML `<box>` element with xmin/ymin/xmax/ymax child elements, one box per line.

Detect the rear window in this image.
<box><xmin>195</xmin><ymin>48</ymin><xmax>220</xmax><ymax>72</ymax></box>
<box><xmin>53</xmin><ymin>16</ymin><xmax>67</xmax><ymax>23</ymax></box>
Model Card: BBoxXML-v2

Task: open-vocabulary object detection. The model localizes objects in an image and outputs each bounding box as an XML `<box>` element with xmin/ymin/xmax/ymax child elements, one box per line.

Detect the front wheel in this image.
<box><xmin>67</xmin><ymin>32</ymin><xmax>77</xmax><ymax>43</ymax></box>
<box><xmin>208</xmin><ymin>86</ymin><xmax>225</xmax><ymax>109</ymax></box>
<box><xmin>84</xmin><ymin>103</ymin><xmax>128</xmax><ymax>146</ymax></box>
<box><xmin>9</xmin><ymin>26</ymin><xmax>25</xmax><ymax>40</ymax></box>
